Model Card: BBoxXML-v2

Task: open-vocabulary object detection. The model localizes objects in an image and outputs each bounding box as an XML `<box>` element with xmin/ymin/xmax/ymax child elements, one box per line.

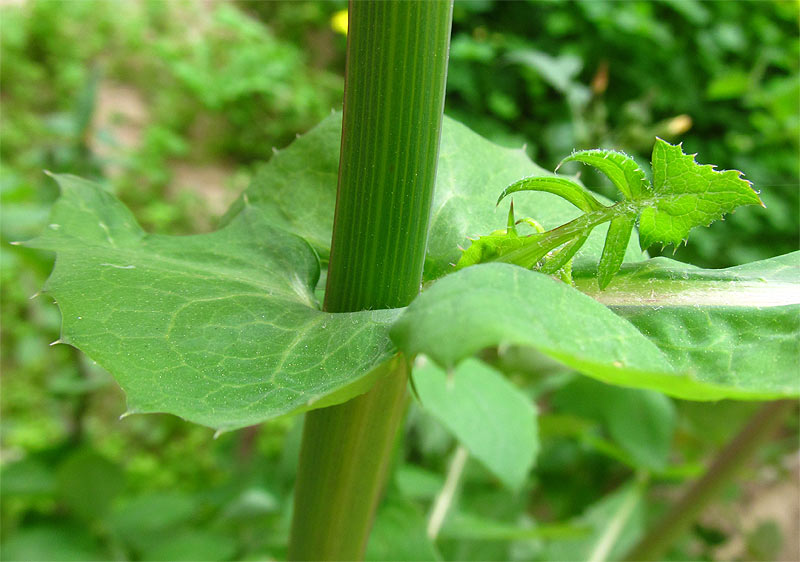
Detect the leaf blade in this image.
<box><xmin>640</xmin><ymin>138</ymin><xmax>763</xmax><ymax>249</ymax></box>
<box><xmin>559</xmin><ymin>149</ymin><xmax>650</xmax><ymax>200</ymax></box>
<box><xmin>575</xmin><ymin>253</ymin><xmax>800</xmax><ymax>398</ymax></box>
<box><xmin>28</xmin><ymin>175</ymin><xmax>399</xmax><ymax>431</ymax></box>
<box><xmin>390</xmin><ymin>264</ymin><xmax>694</xmax><ymax>391</ymax></box>
<box><xmin>598</xmin><ymin>214</ymin><xmax>635</xmax><ymax>289</ymax></box>
<box><xmin>414</xmin><ymin>358</ymin><xmax>538</xmax><ymax>490</ymax></box>
<box><xmin>392</xmin><ymin>261</ymin><xmax>799</xmax><ymax>400</ymax></box>
<box><xmin>497</xmin><ymin>176</ymin><xmax>605</xmax><ymax>213</ymax></box>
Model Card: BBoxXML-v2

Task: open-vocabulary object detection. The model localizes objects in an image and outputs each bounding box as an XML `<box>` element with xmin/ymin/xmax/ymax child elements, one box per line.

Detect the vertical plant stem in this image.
<box><xmin>289</xmin><ymin>2</ymin><xmax>453</xmax><ymax>560</ymax></box>
<box><xmin>623</xmin><ymin>399</ymin><xmax>794</xmax><ymax>561</ymax></box>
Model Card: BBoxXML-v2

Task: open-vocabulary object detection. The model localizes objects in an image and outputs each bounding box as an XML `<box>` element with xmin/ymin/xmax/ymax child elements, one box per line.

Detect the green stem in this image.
<box><xmin>495</xmin><ymin>204</ymin><xmax>618</xmax><ymax>269</ymax></box>
<box><xmin>623</xmin><ymin>399</ymin><xmax>794</xmax><ymax>561</ymax></box>
<box><xmin>288</xmin><ymin>2</ymin><xmax>453</xmax><ymax>560</ymax></box>
<box><xmin>427</xmin><ymin>445</ymin><xmax>469</xmax><ymax>540</ymax></box>
<box><xmin>588</xmin><ymin>472</ymin><xmax>648</xmax><ymax>562</ymax></box>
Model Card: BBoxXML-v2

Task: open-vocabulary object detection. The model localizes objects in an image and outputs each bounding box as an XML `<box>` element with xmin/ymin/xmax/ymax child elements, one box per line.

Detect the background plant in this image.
<box><xmin>1</xmin><ymin>2</ymin><xmax>798</xmax><ymax>561</ymax></box>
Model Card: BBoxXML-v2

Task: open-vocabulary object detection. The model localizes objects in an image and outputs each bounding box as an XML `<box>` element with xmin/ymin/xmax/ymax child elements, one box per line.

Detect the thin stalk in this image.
<box><xmin>623</xmin><ymin>399</ymin><xmax>794</xmax><ymax>561</ymax></box>
<box><xmin>427</xmin><ymin>445</ymin><xmax>469</xmax><ymax>540</ymax></box>
<box><xmin>288</xmin><ymin>2</ymin><xmax>453</xmax><ymax>561</ymax></box>
<box><xmin>587</xmin><ymin>472</ymin><xmax>648</xmax><ymax>562</ymax></box>
<box><xmin>495</xmin><ymin>204</ymin><xmax>623</xmax><ymax>269</ymax></box>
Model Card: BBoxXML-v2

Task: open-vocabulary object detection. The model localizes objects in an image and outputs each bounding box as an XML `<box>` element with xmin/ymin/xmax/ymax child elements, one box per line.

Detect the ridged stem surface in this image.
<box><xmin>289</xmin><ymin>2</ymin><xmax>452</xmax><ymax>560</ymax></box>
<box><xmin>325</xmin><ymin>0</ymin><xmax>452</xmax><ymax>311</ymax></box>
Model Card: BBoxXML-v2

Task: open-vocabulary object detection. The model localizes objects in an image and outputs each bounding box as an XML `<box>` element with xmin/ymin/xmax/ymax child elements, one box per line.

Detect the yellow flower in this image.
<box><xmin>331</xmin><ymin>10</ymin><xmax>348</xmax><ymax>36</ymax></box>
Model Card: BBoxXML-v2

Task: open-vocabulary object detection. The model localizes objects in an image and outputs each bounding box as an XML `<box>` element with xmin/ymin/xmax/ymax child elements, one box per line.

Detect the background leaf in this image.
<box><xmin>413</xmin><ymin>358</ymin><xmax>538</xmax><ymax>490</ymax></box>
<box><xmin>56</xmin><ymin>449</ymin><xmax>123</xmax><ymax>520</ymax></box>
<box><xmin>225</xmin><ymin>112</ymin><xmax>642</xmax><ymax>282</ymax></box>
<box><xmin>543</xmin><ymin>479</ymin><xmax>647</xmax><ymax>562</ymax></box>
<box><xmin>141</xmin><ymin>530</ymin><xmax>237</xmax><ymax>562</ymax></box>
<box><xmin>366</xmin><ymin>498</ymin><xmax>442</xmax><ymax>562</ymax></box>
<box><xmin>0</xmin><ymin>524</ymin><xmax>104</xmax><ymax>562</ymax></box>
<box><xmin>110</xmin><ymin>492</ymin><xmax>199</xmax><ymax>553</ymax></box>
<box><xmin>551</xmin><ymin>377</ymin><xmax>676</xmax><ymax>471</ymax></box>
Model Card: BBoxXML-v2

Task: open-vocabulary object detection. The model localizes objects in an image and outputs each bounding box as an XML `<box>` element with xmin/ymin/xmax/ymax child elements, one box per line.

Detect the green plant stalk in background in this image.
<box><xmin>624</xmin><ymin>399</ymin><xmax>795</xmax><ymax>561</ymax></box>
<box><xmin>288</xmin><ymin>2</ymin><xmax>453</xmax><ymax>560</ymax></box>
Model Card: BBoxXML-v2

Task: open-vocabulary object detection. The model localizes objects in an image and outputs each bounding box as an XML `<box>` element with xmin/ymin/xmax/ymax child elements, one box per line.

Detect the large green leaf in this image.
<box><xmin>414</xmin><ymin>358</ymin><xmax>538</xmax><ymax>490</ymax></box>
<box><xmin>225</xmin><ymin>111</ymin><xmax>641</xmax><ymax>281</ymax></box>
<box><xmin>574</xmin><ymin>253</ymin><xmax>800</xmax><ymax>398</ymax></box>
<box><xmin>25</xmin><ymin>175</ymin><xmax>398</xmax><ymax>431</ymax></box>
<box><xmin>29</xmin><ymin>112</ymin><xmax>632</xmax><ymax>430</ymax></box>
<box><xmin>390</xmin><ymin>261</ymin><xmax>799</xmax><ymax>400</ymax></box>
<box><xmin>392</xmin><ymin>263</ymin><xmax>676</xmax><ymax>387</ymax></box>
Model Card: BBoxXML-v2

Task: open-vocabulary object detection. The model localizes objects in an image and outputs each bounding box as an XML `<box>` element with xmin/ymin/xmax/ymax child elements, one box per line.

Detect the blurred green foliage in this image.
<box><xmin>1</xmin><ymin>1</ymin><xmax>797</xmax><ymax>561</ymax></box>
<box><xmin>446</xmin><ymin>0</ymin><xmax>799</xmax><ymax>267</ymax></box>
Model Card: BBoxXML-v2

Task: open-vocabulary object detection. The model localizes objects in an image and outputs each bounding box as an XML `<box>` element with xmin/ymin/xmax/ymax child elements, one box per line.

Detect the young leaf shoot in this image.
<box><xmin>458</xmin><ymin>140</ymin><xmax>762</xmax><ymax>289</ymax></box>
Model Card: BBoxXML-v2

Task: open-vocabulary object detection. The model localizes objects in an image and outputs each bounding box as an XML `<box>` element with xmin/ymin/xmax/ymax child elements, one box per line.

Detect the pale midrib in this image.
<box><xmin>582</xmin><ymin>281</ymin><xmax>800</xmax><ymax>308</ymax></box>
